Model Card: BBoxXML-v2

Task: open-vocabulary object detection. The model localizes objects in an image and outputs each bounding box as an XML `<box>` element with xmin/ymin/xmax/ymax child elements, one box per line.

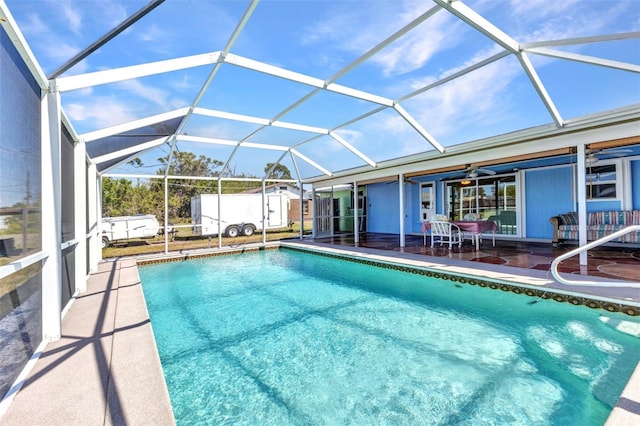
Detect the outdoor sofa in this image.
<box><xmin>549</xmin><ymin>210</ymin><xmax>640</xmax><ymax>246</ymax></box>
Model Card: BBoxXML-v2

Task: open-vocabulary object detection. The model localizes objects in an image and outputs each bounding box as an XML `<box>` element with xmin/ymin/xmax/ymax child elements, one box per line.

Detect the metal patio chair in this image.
<box><xmin>430</xmin><ymin>220</ymin><xmax>462</xmax><ymax>249</ymax></box>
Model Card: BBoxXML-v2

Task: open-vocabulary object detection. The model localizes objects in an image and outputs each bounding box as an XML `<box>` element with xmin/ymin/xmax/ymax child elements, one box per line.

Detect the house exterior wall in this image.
<box><xmin>524</xmin><ymin>166</ymin><xmax>574</xmax><ymax>239</ymax></box>
<box><xmin>288</xmin><ymin>198</ymin><xmax>313</xmax><ymax>222</ymax></box>
<box><xmin>367</xmin><ymin>183</ymin><xmax>400</xmax><ymax>234</ymax></box>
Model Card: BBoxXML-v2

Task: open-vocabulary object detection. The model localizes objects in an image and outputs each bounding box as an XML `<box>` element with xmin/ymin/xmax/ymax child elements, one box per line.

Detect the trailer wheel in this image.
<box><xmin>226</xmin><ymin>225</ymin><xmax>240</xmax><ymax>238</ymax></box>
<box><xmin>101</xmin><ymin>237</ymin><xmax>110</xmax><ymax>249</ymax></box>
<box><xmin>241</xmin><ymin>224</ymin><xmax>255</xmax><ymax>236</ymax></box>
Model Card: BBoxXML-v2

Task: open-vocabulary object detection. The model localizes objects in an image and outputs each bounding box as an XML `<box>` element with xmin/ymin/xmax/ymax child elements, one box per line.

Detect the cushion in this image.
<box><xmin>558</xmin><ymin>212</ymin><xmax>578</xmax><ymax>225</ymax></box>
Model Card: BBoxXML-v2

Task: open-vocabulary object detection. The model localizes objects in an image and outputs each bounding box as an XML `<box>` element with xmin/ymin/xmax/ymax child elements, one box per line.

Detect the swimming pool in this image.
<box><xmin>139</xmin><ymin>248</ymin><xmax>640</xmax><ymax>425</ymax></box>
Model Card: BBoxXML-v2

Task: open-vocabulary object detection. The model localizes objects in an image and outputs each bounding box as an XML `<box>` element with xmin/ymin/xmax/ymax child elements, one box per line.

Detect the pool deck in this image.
<box><xmin>0</xmin><ymin>240</ymin><xmax>638</xmax><ymax>425</ymax></box>
<box><xmin>0</xmin><ymin>258</ymin><xmax>175</xmax><ymax>425</ymax></box>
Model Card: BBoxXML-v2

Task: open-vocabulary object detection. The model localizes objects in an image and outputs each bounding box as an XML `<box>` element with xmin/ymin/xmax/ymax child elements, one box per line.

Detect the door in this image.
<box><xmin>315</xmin><ymin>193</ymin><xmax>332</xmax><ymax>236</ymax></box>
<box><xmin>267</xmin><ymin>195</ymin><xmax>285</xmax><ymax>227</ymax></box>
<box><xmin>420</xmin><ymin>182</ymin><xmax>436</xmax><ymax>222</ymax></box>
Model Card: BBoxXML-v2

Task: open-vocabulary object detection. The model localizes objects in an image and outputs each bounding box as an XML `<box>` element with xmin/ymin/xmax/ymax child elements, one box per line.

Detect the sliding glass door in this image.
<box><xmin>445</xmin><ymin>175</ymin><xmax>518</xmax><ymax>235</ymax></box>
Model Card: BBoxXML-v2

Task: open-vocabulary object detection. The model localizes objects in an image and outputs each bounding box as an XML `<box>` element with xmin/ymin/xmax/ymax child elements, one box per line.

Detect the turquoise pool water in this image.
<box><xmin>139</xmin><ymin>249</ymin><xmax>640</xmax><ymax>425</ymax></box>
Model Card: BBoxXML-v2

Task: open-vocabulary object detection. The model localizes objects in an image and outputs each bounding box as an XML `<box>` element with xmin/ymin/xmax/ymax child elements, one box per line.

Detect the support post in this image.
<box><xmin>164</xmin><ymin>176</ymin><xmax>169</xmax><ymax>254</ymax></box>
<box><xmin>74</xmin><ymin>138</ymin><xmax>87</xmax><ymax>292</ymax></box>
<box><xmin>299</xmin><ymin>182</ymin><xmax>304</xmax><ymax>240</ymax></box>
<box><xmin>217</xmin><ymin>178</ymin><xmax>222</xmax><ymax>249</ymax></box>
<box><xmin>353</xmin><ymin>181</ymin><xmax>359</xmax><ymax>244</ymax></box>
<box><xmin>312</xmin><ymin>187</ymin><xmax>317</xmax><ymax>238</ymax></box>
<box><xmin>576</xmin><ymin>145</ymin><xmax>588</xmax><ymax>265</ymax></box>
<box><xmin>42</xmin><ymin>89</ymin><xmax>62</xmax><ymax>341</ymax></box>
<box><xmin>399</xmin><ymin>173</ymin><xmax>406</xmax><ymax>247</ymax></box>
<box><xmin>262</xmin><ymin>180</ymin><xmax>267</xmax><ymax>245</ymax></box>
<box><xmin>87</xmin><ymin>163</ymin><xmax>99</xmax><ymax>272</ymax></box>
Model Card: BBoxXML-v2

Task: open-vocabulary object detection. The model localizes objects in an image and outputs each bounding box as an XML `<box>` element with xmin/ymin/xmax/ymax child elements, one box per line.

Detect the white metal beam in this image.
<box><xmin>393</xmin><ymin>104</ymin><xmax>445</xmax><ymax>152</ymax></box>
<box><xmin>525</xmin><ymin>47</ymin><xmax>640</xmax><ymax>73</ymax></box>
<box><xmin>55</xmin><ymin>52</ymin><xmax>222</xmax><ymax>92</ymax></box>
<box><xmin>520</xmin><ymin>31</ymin><xmax>640</xmax><ymax>49</ymax></box>
<box><xmin>397</xmin><ymin>50</ymin><xmax>511</xmax><ymax>102</ymax></box>
<box><xmin>178</xmin><ymin>134</ymin><xmax>290</xmax><ymax>151</ymax></box>
<box><xmin>80</xmin><ymin>108</ymin><xmax>190</xmax><ymax>142</ymax></box>
<box><xmin>193</xmin><ymin>107</ymin><xmax>329</xmax><ymax>134</ymax></box>
<box><xmin>194</xmin><ymin>107</ymin><xmax>270</xmax><ymax>126</ymax></box>
<box><xmin>178</xmin><ymin>134</ymin><xmax>239</xmax><ymax>147</ymax></box>
<box><xmin>225</xmin><ymin>53</ymin><xmax>395</xmax><ymax>107</ymax></box>
<box><xmin>224</xmin><ymin>53</ymin><xmax>324</xmax><ymax>88</ymax></box>
<box><xmin>92</xmin><ymin>136</ymin><xmax>168</xmax><ymax>164</ymax></box>
<box><xmin>329</xmin><ymin>131</ymin><xmax>377</xmax><ymax>168</ymax></box>
<box><xmin>326</xmin><ymin>5</ymin><xmax>443</xmax><ymax>83</ymax></box>
<box><xmin>241</xmin><ymin>142</ymin><xmax>290</xmax><ymax>151</ymax></box>
<box><xmin>0</xmin><ymin>1</ymin><xmax>49</xmax><ymax>90</ymax></box>
<box><xmin>49</xmin><ymin>0</ymin><xmax>166</xmax><ymax>78</ymax></box>
<box><xmin>434</xmin><ymin>0</ymin><xmax>519</xmax><ymax>53</ymax></box>
<box><xmin>291</xmin><ymin>149</ymin><xmax>333</xmax><ymax>176</ymax></box>
<box><xmin>271</xmin><ymin>120</ymin><xmax>328</xmax><ymax>134</ymax></box>
<box><xmin>326</xmin><ymin>83</ymin><xmax>394</xmax><ymax>106</ymax></box>
<box><xmin>517</xmin><ymin>52</ymin><xmax>564</xmax><ymax>127</ymax></box>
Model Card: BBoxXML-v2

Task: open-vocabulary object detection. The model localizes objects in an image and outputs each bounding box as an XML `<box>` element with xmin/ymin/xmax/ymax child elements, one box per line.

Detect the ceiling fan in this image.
<box><xmin>454</xmin><ymin>165</ymin><xmax>496</xmax><ymax>179</ymax></box>
<box><xmin>585</xmin><ymin>147</ymin><xmax>632</xmax><ymax>165</ymax></box>
<box><xmin>387</xmin><ymin>176</ymin><xmax>419</xmax><ymax>185</ymax></box>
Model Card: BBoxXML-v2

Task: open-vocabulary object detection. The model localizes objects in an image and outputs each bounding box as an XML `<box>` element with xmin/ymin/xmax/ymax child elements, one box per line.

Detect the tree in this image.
<box><xmin>153</xmin><ymin>151</ymin><xmax>224</xmax><ymax>219</ymax></box>
<box><xmin>102</xmin><ymin>177</ymin><xmax>134</xmax><ymax>216</ymax></box>
<box><xmin>264</xmin><ymin>162</ymin><xmax>292</xmax><ymax>180</ymax></box>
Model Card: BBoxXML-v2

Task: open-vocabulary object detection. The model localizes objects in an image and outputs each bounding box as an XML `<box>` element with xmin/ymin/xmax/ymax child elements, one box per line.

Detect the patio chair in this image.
<box><xmin>430</xmin><ymin>220</ymin><xmax>462</xmax><ymax>249</ymax></box>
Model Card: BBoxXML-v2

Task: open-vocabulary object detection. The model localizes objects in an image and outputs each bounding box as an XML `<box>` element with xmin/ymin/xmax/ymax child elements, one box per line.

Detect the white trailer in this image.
<box><xmin>101</xmin><ymin>215</ymin><xmax>160</xmax><ymax>248</ymax></box>
<box><xmin>191</xmin><ymin>193</ymin><xmax>288</xmax><ymax>237</ymax></box>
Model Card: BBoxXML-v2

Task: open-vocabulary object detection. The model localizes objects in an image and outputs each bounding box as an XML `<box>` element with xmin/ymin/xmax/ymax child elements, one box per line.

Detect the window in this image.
<box><xmin>445</xmin><ymin>175</ymin><xmax>518</xmax><ymax>235</ymax></box>
<box><xmin>586</xmin><ymin>162</ymin><xmax>618</xmax><ymax>199</ymax></box>
<box><xmin>419</xmin><ymin>182</ymin><xmax>435</xmax><ymax>221</ymax></box>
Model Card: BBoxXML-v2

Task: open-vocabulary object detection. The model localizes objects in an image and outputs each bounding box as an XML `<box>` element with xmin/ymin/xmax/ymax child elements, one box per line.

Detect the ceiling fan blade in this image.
<box><xmin>475</xmin><ymin>168</ymin><xmax>496</xmax><ymax>175</ymax></box>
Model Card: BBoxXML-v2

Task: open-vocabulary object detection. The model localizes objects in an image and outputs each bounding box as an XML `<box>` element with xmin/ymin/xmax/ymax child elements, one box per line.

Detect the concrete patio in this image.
<box><xmin>0</xmin><ymin>259</ymin><xmax>174</xmax><ymax>425</ymax></box>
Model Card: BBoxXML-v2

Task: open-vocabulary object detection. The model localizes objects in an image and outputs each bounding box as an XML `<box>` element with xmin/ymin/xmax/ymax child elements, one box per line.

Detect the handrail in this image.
<box><xmin>0</xmin><ymin>251</ymin><xmax>49</xmax><ymax>281</ymax></box>
<box><xmin>550</xmin><ymin>225</ymin><xmax>640</xmax><ymax>288</ymax></box>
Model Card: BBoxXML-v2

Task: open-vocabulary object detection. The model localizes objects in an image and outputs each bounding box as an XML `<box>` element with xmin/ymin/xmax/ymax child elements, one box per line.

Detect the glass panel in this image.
<box><xmin>61</xmin><ymin>127</ymin><xmax>75</xmax><ymax>242</ymax></box>
<box><xmin>586</xmin><ymin>163</ymin><xmax>617</xmax><ymax>199</ymax></box>
<box><xmin>0</xmin><ymin>28</ymin><xmax>42</xmax><ymax>263</ymax></box>
<box><xmin>446</xmin><ymin>176</ymin><xmax>518</xmax><ymax>235</ymax></box>
<box><xmin>0</xmin><ymin>262</ymin><xmax>42</xmax><ymax>400</ymax></box>
<box><xmin>61</xmin><ymin>245</ymin><xmax>76</xmax><ymax>309</ymax></box>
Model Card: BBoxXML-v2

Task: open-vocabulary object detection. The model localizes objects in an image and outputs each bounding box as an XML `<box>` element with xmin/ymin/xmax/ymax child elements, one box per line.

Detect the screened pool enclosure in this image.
<box><xmin>0</xmin><ymin>0</ymin><xmax>639</xmax><ymax>414</ymax></box>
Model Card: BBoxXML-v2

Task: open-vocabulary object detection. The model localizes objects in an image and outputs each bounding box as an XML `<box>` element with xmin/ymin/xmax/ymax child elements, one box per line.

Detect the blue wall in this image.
<box><xmin>367</xmin><ymin>182</ymin><xmax>400</xmax><ymax>233</ymax></box>
<box><xmin>525</xmin><ymin>167</ymin><xmax>574</xmax><ymax>238</ymax></box>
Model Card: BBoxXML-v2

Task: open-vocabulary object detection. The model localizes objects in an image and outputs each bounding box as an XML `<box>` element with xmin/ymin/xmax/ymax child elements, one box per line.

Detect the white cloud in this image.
<box><xmin>508</xmin><ymin>0</ymin><xmax>581</xmax><ymax>19</ymax></box>
<box><xmin>117</xmin><ymin>79</ymin><xmax>171</xmax><ymax>108</ymax></box>
<box><xmin>372</xmin><ymin>12</ymin><xmax>457</xmax><ymax>77</ymax></box>
<box><xmin>301</xmin><ymin>0</ymin><xmax>458</xmax><ymax>76</ymax></box>
<box><xmin>94</xmin><ymin>0</ymin><xmax>128</xmax><ymax>28</ymax></box>
<box><xmin>170</xmin><ymin>75</ymin><xmax>196</xmax><ymax>92</ymax></box>
<box><xmin>60</xmin><ymin>0</ymin><xmax>83</xmax><ymax>35</ymax></box>
<box><xmin>387</xmin><ymin>58</ymin><xmax>521</xmax><ymax>144</ymax></box>
<box><xmin>64</xmin><ymin>97</ymin><xmax>137</xmax><ymax>129</ymax></box>
<box><xmin>138</xmin><ymin>24</ymin><xmax>165</xmax><ymax>42</ymax></box>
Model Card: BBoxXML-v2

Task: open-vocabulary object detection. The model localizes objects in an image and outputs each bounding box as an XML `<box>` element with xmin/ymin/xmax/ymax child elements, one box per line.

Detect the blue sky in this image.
<box><xmin>5</xmin><ymin>0</ymin><xmax>640</xmax><ymax>179</ymax></box>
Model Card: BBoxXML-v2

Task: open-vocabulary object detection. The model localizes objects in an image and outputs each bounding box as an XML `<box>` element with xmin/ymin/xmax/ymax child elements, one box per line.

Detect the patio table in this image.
<box><xmin>422</xmin><ymin>220</ymin><xmax>496</xmax><ymax>250</ymax></box>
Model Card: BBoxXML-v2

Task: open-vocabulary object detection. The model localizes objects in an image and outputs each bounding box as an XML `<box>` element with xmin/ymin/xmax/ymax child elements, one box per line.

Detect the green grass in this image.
<box><xmin>102</xmin><ymin>223</ymin><xmax>311</xmax><ymax>258</ymax></box>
